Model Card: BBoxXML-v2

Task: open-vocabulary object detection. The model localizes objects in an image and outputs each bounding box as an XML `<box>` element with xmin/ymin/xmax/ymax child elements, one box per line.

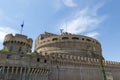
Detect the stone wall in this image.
<box><xmin>0</xmin><ymin>51</ymin><xmax>120</xmax><ymax>80</ymax></box>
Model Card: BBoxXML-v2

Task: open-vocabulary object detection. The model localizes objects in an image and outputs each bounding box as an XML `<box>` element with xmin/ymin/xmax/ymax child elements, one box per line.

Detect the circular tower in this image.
<box><xmin>35</xmin><ymin>32</ymin><xmax>102</xmax><ymax>59</ymax></box>
<box><xmin>3</xmin><ymin>34</ymin><xmax>33</xmax><ymax>54</ymax></box>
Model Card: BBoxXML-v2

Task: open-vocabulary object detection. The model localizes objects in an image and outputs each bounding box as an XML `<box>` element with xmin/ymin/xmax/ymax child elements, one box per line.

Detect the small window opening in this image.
<box><xmin>52</xmin><ymin>38</ymin><xmax>58</xmax><ymax>41</ymax></box>
<box><xmin>19</xmin><ymin>47</ymin><xmax>22</xmax><ymax>52</ymax></box>
<box><xmin>44</xmin><ymin>59</ymin><xmax>47</xmax><ymax>63</ymax></box>
<box><xmin>41</xmin><ymin>37</ymin><xmax>44</xmax><ymax>40</ymax></box>
<box><xmin>6</xmin><ymin>54</ymin><xmax>11</xmax><ymax>59</ymax></box>
<box><xmin>72</xmin><ymin>37</ymin><xmax>79</xmax><ymax>40</ymax></box>
<box><xmin>86</xmin><ymin>39</ymin><xmax>91</xmax><ymax>42</ymax></box>
<box><xmin>62</xmin><ymin>37</ymin><xmax>69</xmax><ymax>40</ymax></box>
<box><xmin>37</xmin><ymin>58</ymin><xmax>40</xmax><ymax>62</ymax></box>
<box><xmin>82</xmin><ymin>38</ymin><xmax>84</xmax><ymax>40</ymax></box>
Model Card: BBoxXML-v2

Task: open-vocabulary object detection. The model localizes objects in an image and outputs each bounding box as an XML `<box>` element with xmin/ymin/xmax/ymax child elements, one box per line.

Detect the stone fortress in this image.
<box><xmin>0</xmin><ymin>32</ymin><xmax>120</xmax><ymax>80</ymax></box>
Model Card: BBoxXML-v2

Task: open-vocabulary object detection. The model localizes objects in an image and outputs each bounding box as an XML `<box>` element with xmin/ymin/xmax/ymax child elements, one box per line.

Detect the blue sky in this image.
<box><xmin>0</xmin><ymin>0</ymin><xmax>120</xmax><ymax>61</ymax></box>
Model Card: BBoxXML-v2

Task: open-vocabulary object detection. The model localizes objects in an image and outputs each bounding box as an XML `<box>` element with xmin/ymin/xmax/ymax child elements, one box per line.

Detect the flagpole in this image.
<box><xmin>21</xmin><ymin>27</ymin><xmax>23</xmax><ymax>34</ymax></box>
<box><xmin>20</xmin><ymin>21</ymin><xmax>24</xmax><ymax>34</ymax></box>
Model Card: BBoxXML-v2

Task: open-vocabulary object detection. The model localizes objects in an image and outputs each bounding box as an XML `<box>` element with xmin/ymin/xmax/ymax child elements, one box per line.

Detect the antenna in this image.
<box><xmin>60</xmin><ymin>29</ymin><xmax>64</xmax><ymax>34</ymax></box>
<box><xmin>66</xmin><ymin>22</ymin><xmax>67</xmax><ymax>32</ymax></box>
<box><xmin>20</xmin><ymin>21</ymin><xmax>24</xmax><ymax>34</ymax></box>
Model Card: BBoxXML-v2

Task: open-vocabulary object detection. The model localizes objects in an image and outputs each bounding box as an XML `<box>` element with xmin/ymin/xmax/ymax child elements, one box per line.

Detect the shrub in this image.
<box><xmin>0</xmin><ymin>49</ymin><xmax>8</xmax><ymax>53</ymax></box>
<box><xmin>27</xmin><ymin>52</ymin><xmax>36</xmax><ymax>56</ymax></box>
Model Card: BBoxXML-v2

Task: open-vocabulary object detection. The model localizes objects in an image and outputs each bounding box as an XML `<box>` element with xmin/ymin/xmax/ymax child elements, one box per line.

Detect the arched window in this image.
<box><xmin>52</xmin><ymin>38</ymin><xmax>58</xmax><ymax>41</ymax></box>
<box><xmin>86</xmin><ymin>39</ymin><xmax>91</xmax><ymax>42</ymax></box>
<box><xmin>41</xmin><ymin>37</ymin><xmax>44</xmax><ymax>40</ymax></box>
<box><xmin>82</xmin><ymin>38</ymin><xmax>84</xmax><ymax>40</ymax></box>
<box><xmin>62</xmin><ymin>37</ymin><xmax>69</xmax><ymax>40</ymax></box>
<box><xmin>37</xmin><ymin>58</ymin><xmax>40</xmax><ymax>62</ymax></box>
<box><xmin>44</xmin><ymin>59</ymin><xmax>47</xmax><ymax>63</ymax></box>
<box><xmin>6</xmin><ymin>54</ymin><xmax>11</xmax><ymax>59</ymax></box>
<box><xmin>11</xmin><ymin>41</ymin><xmax>13</xmax><ymax>43</ymax></box>
<box><xmin>20</xmin><ymin>42</ymin><xmax>23</xmax><ymax>45</ymax></box>
<box><xmin>18</xmin><ymin>41</ymin><xmax>20</xmax><ymax>44</ymax></box>
<box><xmin>72</xmin><ymin>37</ymin><xmax>79</xmax><ymax>40</ymax></box>
<box><xmin>19</xmin><ymin>47</ymin><xmax>22</xmax><ymax>52</ymax></box>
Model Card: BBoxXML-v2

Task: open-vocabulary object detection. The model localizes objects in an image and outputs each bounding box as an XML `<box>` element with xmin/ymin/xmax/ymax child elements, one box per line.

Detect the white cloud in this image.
<box><xmin>60</xmin><ymin>3</ymin><xmax>107</xmax><ymax>37</ymax></box>
<box><xmin>85</xmin><ymin>32</ymin><xmax>99</xmax><ymax>38</ymax></box>
<box><xmin>51</xmin><ymin>0</ymin><xmax>63</xmax><ymax>11</ymax></box>
<box><xmin>0</xmin><ymin>27</ymin><xmax>17</xmax><ymax>43</ymax></box>
<box><xmin>62</xmin><ymin>0</ymin><xmax>77</xmax><ymax>7</ymax></box>
<box><xmin>51</xmin><ymin>0</ymin><xmax>77</xmax><ymax>11</ymax></box>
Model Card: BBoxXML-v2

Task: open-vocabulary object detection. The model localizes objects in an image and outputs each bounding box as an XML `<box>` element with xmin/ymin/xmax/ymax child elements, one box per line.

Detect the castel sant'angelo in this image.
<box><xmin>0</xmin><ymin>31</ymin><xmax>120</xmax><ymax>80</ymax></box>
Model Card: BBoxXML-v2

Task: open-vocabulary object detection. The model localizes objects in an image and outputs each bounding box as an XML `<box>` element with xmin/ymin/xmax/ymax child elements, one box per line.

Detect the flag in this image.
<box><xmin>20</xmin><ymin>21</ymin><xmax>24</xmax><ymax>34</ymax></box>
<box><xmin>21</xmin><ymin>21</ymin><xmax>24</xmax><ymax>28</ymax></box>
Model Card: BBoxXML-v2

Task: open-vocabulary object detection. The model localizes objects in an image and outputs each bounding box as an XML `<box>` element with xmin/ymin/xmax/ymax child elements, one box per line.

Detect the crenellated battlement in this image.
<box><xmin>3</xmin><ymin>34</ymin><xmax>33</xmax><ymax>54</ymax></box>
<box><xmin>4</xmin><ymin>34</ymin><xmax>32</xmax><ymax>47</ymax></box>
<box><xmin>47</xmin><ymin>53</ymin><xmax>120</xmax><ymax>67</ymax></box>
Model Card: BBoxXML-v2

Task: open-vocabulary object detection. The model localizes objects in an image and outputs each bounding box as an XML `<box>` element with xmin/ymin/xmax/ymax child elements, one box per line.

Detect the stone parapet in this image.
<box><xmin>4</xmin><ymin>34</ymin><xmax>32</xmax><ymax>47</ymax></box>
<box><xmin>47</xmin><ymin>53</ymin><xmax>120</xmax><ymax>68</ymax></box>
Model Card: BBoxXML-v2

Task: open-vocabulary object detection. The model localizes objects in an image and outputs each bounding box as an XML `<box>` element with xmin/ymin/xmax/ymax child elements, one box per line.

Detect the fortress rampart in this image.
<box><xmin>0</xmin><ymin>32</ymin><xmax>120</xmax><ymax>80</ymax></box>
<box><xmin>46</xmin><ymin>53</ymin><xmax>120</xmax><ymax>68</ymax></box>
<box><xmin>0</xmin><ymin>51</ymin><xmax>120</xmax><ymax>77</ymax></box>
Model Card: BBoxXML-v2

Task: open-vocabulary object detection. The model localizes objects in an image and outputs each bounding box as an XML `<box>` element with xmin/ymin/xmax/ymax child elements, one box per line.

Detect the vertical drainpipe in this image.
<box><xmin>6</xmin><ymin>66</ymin><xmax>9</xmax><ymax>80</ymax></box>
<box><xmin>57</xmin><ymin>65</ymin><xmax>59</xmax><ymax>80</ymax></box>
<box><xmin>20</xmin><ymin>67</ymin><xmax>23</xmax><ymax>80</ymax></box>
